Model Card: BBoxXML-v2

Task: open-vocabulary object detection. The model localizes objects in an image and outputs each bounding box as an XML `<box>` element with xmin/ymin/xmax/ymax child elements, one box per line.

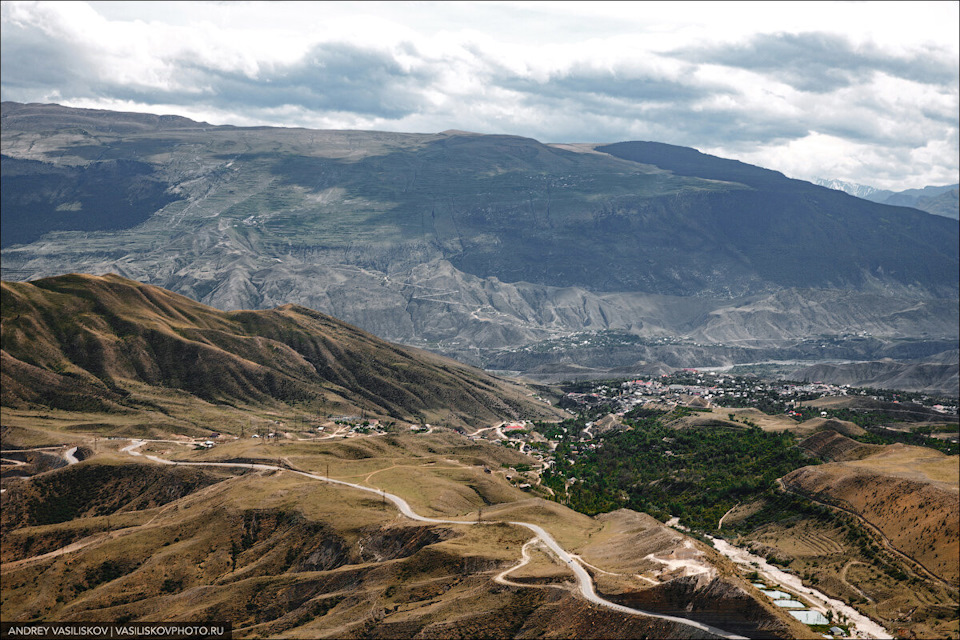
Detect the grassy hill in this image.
<box><xmin>1</xmin><ymin>273</ymin><xmax>559</xmax><ymax>431</ymax></box>
<box><xmin>0</xmin><ymin>430</ymin><xmax>810</xmax><ymax>638</ymax></box>
<box><xmin>721</xmin><ymin>431</ymin><xmax>960</xmax><ymax>639</ymax></box>
<box><xmin>783</xmin><ymin>441</ymin><xmax>959</xmax><ymax>586</ymax></box>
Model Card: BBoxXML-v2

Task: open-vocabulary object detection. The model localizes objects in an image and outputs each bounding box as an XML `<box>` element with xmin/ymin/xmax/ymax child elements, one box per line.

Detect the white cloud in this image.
<box><xmin>2</xmin><ymin>0</ymin><xmax>958</xmax><ymax>190</ymax></box>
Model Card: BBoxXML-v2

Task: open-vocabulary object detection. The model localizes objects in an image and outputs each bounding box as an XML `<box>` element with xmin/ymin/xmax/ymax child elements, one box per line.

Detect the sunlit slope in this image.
<box><xmin>1</xmin><ymin>273</ymin><xmax>557</xmax><ymax>429</ymax></box>
<box><xmin>1</xmin><ymin>432</ymin><xmax>805</xmax><ymax>638</ymax></box>
<box><xmin>785</xmin><ymin>437</ymin><xmax>959</xmax><ymax>586</ymax></box>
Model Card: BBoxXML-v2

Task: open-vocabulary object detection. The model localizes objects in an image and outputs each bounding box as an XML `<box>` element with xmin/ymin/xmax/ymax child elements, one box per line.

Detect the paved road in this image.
<box><xmin>123</xmin><ymin>440</ymin><xmax>746</xmax><ymax>639</ymax></box>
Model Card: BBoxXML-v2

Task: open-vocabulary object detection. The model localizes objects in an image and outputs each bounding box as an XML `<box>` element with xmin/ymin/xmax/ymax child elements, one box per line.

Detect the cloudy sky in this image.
<box><xmin>2</xmin><ymin>1</ymin><xmax>958</xmax><ymax>190</ymax></box>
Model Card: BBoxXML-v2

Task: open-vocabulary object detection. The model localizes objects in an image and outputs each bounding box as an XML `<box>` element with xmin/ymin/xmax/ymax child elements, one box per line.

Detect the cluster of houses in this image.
<box><xmin>611</xmin><ymin>374</ymin><xmax>850</xmax><ymax>409</ymax></box>
<box><xmin>561</xmin><ymin>372</ymin><xmax>958</xmax><ymax>419</ymax></box>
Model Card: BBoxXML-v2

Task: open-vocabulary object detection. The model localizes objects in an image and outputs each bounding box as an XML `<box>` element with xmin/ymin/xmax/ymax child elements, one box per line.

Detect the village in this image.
<box><xmin>184</xmin><ymin>370</ymin><xmax>957</xmax><ymax>493</ymax></box>
<box><xmin>450</xmin><ymin>370</ymin><xmax>960</xmax><ymax>494</ymax></box>
<box><xmin>559</xmin><ymin>371</ymin><xmax>958</xmax><ymax>417</ymax></box>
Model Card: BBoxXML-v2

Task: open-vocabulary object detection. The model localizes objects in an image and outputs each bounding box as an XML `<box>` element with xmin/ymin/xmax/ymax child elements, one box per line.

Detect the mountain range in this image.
<box><xmin>2</xmin><ymin>102</ymin><xmax>957</xmax><ymax>384</ymax></box>
<box><xmin>814</xmin><ymin>178</ymin><xmax>959</xmax><ymax>220</ymax></box>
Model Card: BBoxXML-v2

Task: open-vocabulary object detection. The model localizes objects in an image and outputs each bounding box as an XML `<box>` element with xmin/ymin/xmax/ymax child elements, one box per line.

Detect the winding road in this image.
<box><xmin>63</xmin><ymin>447</ymin><xmax>80</xmax><ymax>465</ymax></box>
<box><xmin>122</xmin><ymin>440</ymin><xmax>746</xmax><ymax>639</ymax></box>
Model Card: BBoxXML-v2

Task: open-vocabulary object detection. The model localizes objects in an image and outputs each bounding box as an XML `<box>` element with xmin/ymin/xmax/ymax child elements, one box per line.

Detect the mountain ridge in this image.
<box><xmin>1</xmin><ymin>273</ymin><xmax>559</xmax><ymax>428</ymax></box>
<box><xmin>2</xmin><ymin>102</ymin><xmax>957</xmax><ymax>378</ymax></box>
<box><xmin>814</xmin><ymin>177</ymin><xmax>959</xmax><ymax>220</ymax></box>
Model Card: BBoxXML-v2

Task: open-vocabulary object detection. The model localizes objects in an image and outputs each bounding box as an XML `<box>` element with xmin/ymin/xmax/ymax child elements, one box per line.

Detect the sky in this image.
<box><xmin>2</xmin><ymin>1</ymin><xmax>958</xmax><ymax>191</ymax></box>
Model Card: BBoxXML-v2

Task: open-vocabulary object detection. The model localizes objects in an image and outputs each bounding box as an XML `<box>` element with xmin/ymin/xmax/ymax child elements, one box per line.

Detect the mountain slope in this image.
<box><xmin>1</xmin><ymin>273</ymin><xmax>558</xmax><ymax>428</ymax></box>
<box><xmin>783</xmin><ymin>441</ymin><xmax>959</xmax><ymax>586</ymax></box>
<box><xmin>3</xmin><ymin>101</ymin><xmax>956</xmax><ymax>299</ymax></box>
<box><xmin>815</xmin><ymin>178</ymin><xmax>959</xmax><ymax>220</ymax></box>
<box><xmin>597</xmin><ymin>142</ymin><xmax>958</xmax><ymax>294</ymax></box>
<box><xmin>2</xmin><ymin>102</ymin><xmax>957</xmax><ymax>374</ymax></box>
<box><xmin>792</xmin><ymin>351</ymin><xmax>959</xmax><ymax>395</ymax></box>
<box><xmin>904</xmin><ymin>187</ymin><xmax>959</xmax><ymax>220</ymax></box>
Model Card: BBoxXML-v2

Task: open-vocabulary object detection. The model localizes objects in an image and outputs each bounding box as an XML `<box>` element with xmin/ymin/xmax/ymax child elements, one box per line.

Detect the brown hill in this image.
<box><xmin>798</xmin><ymin>430</ymin><xmax>882</xmax><ymax>462</ymax></box>
<box><xmin>1</xmin><ymin>273</ymin><xmax>559</xmax><ymax>429</ymax></box>
<box><xmin>0</xmin><ymin>434</ymin><xmax>800</xmax><ymax>638</ymax></box>
<box><xmin>795</xmin><ymin>417</ymin><xmax>865</xmax><ymax>437</ymax></box>
<box><xmin>782</xmin><ymin>444</ymin><xmax>959</xmax><ymax>586</ymax></box>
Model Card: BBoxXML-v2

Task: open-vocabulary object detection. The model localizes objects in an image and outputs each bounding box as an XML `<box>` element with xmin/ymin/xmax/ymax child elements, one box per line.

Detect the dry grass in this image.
<box><xmin>2</xmin><ymin>413</ymin><xmax>809</xmax><ymax>638</ymax></box>
<box><xmin>785</xmin><ymin>459</ymin><xmax>959</xmax><ymax>586</ymax></box>
<box><xmin>844</xmin><ymin>443</ymin><xmax>959</xmax><ymax>487</ymax></box>
<box><xmin>672</xmin><ymin>406</ymin><xmax>810</xmax><ymax>433</ymax></box>
<box><xmin>743</xmin><ymin>516</ymin><xmax>959</xmax><ymax>640</ymax></box>
<box><xmin>503</xmin><ymin>540</ymin><xmax>571</xmax><ymax>585</ymax></box>
<box><xmin>576</xmin><ymin>510</ymin><xmax>686</xmax><ymax>575</ymax></box>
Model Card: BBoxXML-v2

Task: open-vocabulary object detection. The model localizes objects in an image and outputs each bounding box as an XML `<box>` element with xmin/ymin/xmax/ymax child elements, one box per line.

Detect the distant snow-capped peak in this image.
<box><xmin>813</xmin><ymin>178</ymin><xmax>884</xmax><ymax>199</ymax></box>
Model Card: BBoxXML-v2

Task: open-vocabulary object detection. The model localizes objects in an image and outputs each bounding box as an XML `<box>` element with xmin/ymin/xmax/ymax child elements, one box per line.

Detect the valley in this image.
<box><xmin>3</xmin><ymin>426</ymin><xmax>804</xmax><ymax>639</ymax></box>
<box><xmin>503</xmin><ymin>375</ymin><xmax>959</xmax><ymax>639</ymax></box>
<box><xmin>0</xmin><ymin>101</ymin><xmax>957</xmax><ymax>639</ymax></box>
<box><xmin>2</xmin><ymin>275</ymin><xmax>957</xmax><ymax>638</ymax></box>
<box><xmin>4</xmin><ymin>383</ymin><xmax>955</xmax><ymax>638</ymax></box>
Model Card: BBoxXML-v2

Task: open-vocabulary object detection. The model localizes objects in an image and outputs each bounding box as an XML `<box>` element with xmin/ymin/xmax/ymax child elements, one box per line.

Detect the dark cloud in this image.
<box><xmin>1</xmin><ymin>6</ymin><xmax>955</xmax><ymax>189</ymax></box>
<box><xmin>497</xmin><ymin>76</ymin><xmax>810</xmax><ymax>148</ymax></box>
<box><xmin>501</xmin><ymin>64</ymin><xmax>719</xmax><ymax>104</ymax></box>
<box><xmin>0</xmin><ymin>23</ymin><xmax>95</xmax><ymax>97</ymax></box>
<box><xmin>488</xmin><ymin>64</ymin><xmax>806</xmax><ymax>147</ymax></box>
<box><xmin>642</xmin><ymin>105</ymin><xmax>811</xmax><ymax>148</ymax></box>
<box><xmin>919</xmin><ymin>106</ymin><xmax>960</xmax><ymax>127</ymax></box>
<box><xmin>123</xmin><ymin>43</ymin><xmax>433</xmax><ymax>119</ymax></box>
<box><xmin>1</xmin><ymin>20</ymin><xmax>433</xmax><ymax>120</ymax></box>
<box><xmin>671</xmin><ymin>32</ymin><xmax>958</xmax><ymax>93</ymax></box>
<box><xmin>215</xmin><ymin>43</ymin><xmax>434</xmax><ymax>117</ymax></box>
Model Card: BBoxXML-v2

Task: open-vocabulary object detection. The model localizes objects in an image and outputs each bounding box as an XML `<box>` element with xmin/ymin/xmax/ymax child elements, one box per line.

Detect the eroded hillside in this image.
<box><xmin>2</xmin><ymin>102</ymin><xmax>957</xmax><ymax>382</ymax></box>
<box><xmin>783</xmin><ymin>443</ymin><xmax>959</xmax><ymax>586</ymax></box>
